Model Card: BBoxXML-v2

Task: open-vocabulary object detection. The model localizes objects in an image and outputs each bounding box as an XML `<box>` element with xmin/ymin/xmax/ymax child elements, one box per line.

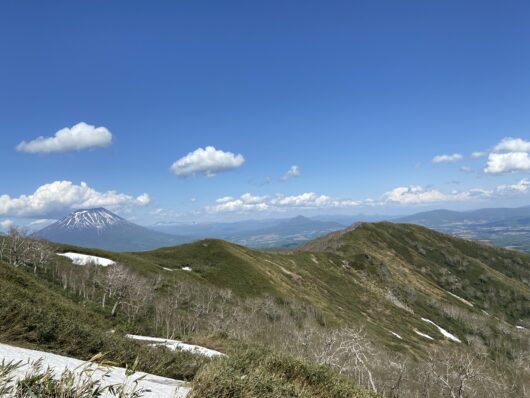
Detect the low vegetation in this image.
<box><xmin>0</xmin><ymin>222</ymin><xmax>529</xmax><ymax>397</ymax></box>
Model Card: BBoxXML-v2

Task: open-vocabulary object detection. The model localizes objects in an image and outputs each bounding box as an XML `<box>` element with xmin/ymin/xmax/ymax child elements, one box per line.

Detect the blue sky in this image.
<box><xmin>1</xmin><ymin>0</ymin><xmax>530</xmax><ymax>227</ymax></box>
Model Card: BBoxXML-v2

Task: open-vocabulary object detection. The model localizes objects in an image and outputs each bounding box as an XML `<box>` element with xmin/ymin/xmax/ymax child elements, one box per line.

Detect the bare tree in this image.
<box><xmin>427</xmin><ymin>349</ymin><xmax>485</xmax><ymax>398</ymax></box>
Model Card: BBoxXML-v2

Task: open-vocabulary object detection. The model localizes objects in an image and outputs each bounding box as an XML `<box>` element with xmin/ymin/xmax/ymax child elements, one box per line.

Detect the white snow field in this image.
<box><xmin>414</xmin><ymin>329</ymin><xmax>434</xmax><ymax>340</ymax></box>
<box><xmin>421</xmin><ymin>318</ymin><xmax>461</xmax><ymax>343</ymax></box>
<box><xmin>126</xmin><ymin>335</ymin><xmax>225</xmax><ymax>358</ymax></box>
<box><xmin>390</xmin><ymin>331</ymin><xmax>403</xmax><ymax>340</ymax></box>
<box><xmin>57</xmin><ymin>252</ymin><xmax>116</xmax><ymax>267</ymax></box>
<box><xmin>0</xmin><ymin>343</ymin><xmax>190</xmax><ymax>398</ymax></box>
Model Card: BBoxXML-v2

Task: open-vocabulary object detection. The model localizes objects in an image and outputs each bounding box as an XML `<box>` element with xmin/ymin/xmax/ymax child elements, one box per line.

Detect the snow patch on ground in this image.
<box><xmin>390</xmin><ymin>331</ymin><xmax>403</xmax><ymax>340</ymax></box>
<box><xmin>126</xmin><ymin>335</ymin><xmax>225</xmax><ymax>358</ymax></box>
<box><xmin>414</xmin><ymin>330</ymin><xmax>434</xmax><ymax>340</ymax></box>
<box><xmin>516</xmin><ymin>325</ymin><xmax>527</xmax><ymax>330</ymax></box>
<box><xmin>182</xmin><ymin>266</ymin><xmax>192</xmax><ymax>271</ymax></box>
<box><xmin>57</xmin><ymin>252</ymin><xmax>115</xmax><ymax>267</ymax></box>
<box><xmin>0</xmin><ymin>343</ymin><xmax>189</xmax><ymax>397</ymax></box>
<box><xmin>310</xmin><ymin>254</ymin><xmax>319</xmax><ymax>264</ymax></box>
<box><xmin>421</xmin><ymin>318</ymin><xmax>461</xmax><ymax>343</ymax></box>
<box><xmin>447</xmin><ymin>291</ymin><xmax>474</xmax><ymax>307</ymax></box>
<box><xmin>162</xmin><ymin>267</ymin><xmax>175</xmax><ymax>271</ymax></box>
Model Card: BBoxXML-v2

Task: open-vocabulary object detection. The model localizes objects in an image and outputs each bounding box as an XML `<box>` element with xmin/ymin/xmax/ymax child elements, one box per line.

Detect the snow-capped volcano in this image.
<box><xmin>55</xmin><ymin>208</ymin><xmax>129</xmax><ymax>231</ymax></box>
<box><xmin>36</xmin><ymin>208</ymin><xmax>190</xmax><ymax>252</ymax></box>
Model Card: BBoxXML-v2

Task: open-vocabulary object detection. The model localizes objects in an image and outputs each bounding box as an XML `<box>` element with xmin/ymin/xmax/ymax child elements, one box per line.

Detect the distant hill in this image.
<box><xmin>396</xmin><ymin>205</ymin><xmax>530</xmax><ymax>251</ymax></box>
<box><xmin>35</xmin><ymin>208</ymin><xmax>190</xmax><ymax>251</ymax></box>
<box><xmin>397</xmin><ymin>206</ymin><xmax>530</xmax><ymax>227</ymax></box>
<box><xmin>152</xmin><ymin>215</ymin><xmax>345</xmax><ymax>248</ymax></box>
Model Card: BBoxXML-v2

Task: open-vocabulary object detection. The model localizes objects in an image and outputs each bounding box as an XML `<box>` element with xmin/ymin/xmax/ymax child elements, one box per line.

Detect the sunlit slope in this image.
<box><xmin>129</xmin><ymin>222</ymin><xmax>529</xmax><ymax>355</ymax></box>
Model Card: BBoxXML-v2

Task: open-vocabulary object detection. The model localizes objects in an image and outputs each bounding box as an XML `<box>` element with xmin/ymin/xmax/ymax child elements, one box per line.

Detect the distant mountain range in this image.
<box><xmin>34</xmin><ymin>205</ymin><xmax>530</xmax><ymax>252</ymax></box>
<box><xmin>396</xmin><ymin>205</ymin><xmax>530</xmax><ymax>251</ymax></box>
<box><xmin>153</xmin><ymin>215</ymin><xmax>348</xmax><ymax>249</ymax></box>
<box><xmin>35</xmin><ymin>208</ymin><xmax>190</xmax><ymax>252</ymax></box>
<box><xmin>35</xmin><ymin>209</ymin><xmax>355</xmax><ymax>251</ymax></box>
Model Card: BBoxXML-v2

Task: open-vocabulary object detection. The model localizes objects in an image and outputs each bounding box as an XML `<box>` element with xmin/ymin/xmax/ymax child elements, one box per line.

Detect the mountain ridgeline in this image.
<box><xmin>2</xmin><ymin>220</ymin><xmax>530</xmax><ymax>396</ymax></box>
<box><xmin>35</xmin><ymin>208</ymin><xmax>190</xmax><ymax>251</ymax></box>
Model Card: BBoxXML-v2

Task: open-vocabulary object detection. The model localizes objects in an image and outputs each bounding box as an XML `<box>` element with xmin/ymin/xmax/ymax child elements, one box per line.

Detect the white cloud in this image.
<box><xmin>484</xmin><ymin>152</ymin><xmax>530</xmax><ymax>174</ymax></box>
<box><xmin>195</xmin><ymin>176</ymin><xmax>530</xmax><ymax>218</ymax></box>
<box><xmin>432</xmin><ymin>153</ymin><xmax>463</xmax><ymax>164</ymax></box>
<box><xmin>170</xmin><ymin>146</ymin><xmax>245</xmax><ymax>177</ymax></box>
<box><xmin>493</xmin><ymin>138</ymin><xmax>530</xmax><ymax>153</ymax></box>
<box><xmin>384</xmin><ymin>186</ymin><xmax>473</xmax><ymax>204</ymax></box>
<box><xmin>496</xmin><ymin>178</ymin><xmax>530</xmax><ymax>193</ymax></box>
<box><xmin>29</xmin><ymin>219</ymin><xmax>56</xmax><ymax>228</ymax></box>
<box><xmin>16</xmin><ymin>122</ymin><xmax>112</xmax><ymax>154</ymax></box>
<box><xmin>481</xmin><ymin>137</ymin><xmax>530</xmax><ymax>174</ymax></box>
<box><xmin>471</xmin><ymin>151</ymin><xmax>487</xmax><ymax>158</ymax></box>
<box><xmin>0</xmin><ymin>219</ymin><xmax>13</xmax><ymax>232</ymax></box>
<box><xmin>207</xmin><ymin>192</ymin><xmax>362</xmax><ymax>214</ymax></box>
<box><xmin>216</xmin><ymin>196</ymin><xmax>235</xmax><ymax>204</ymax></box>
<box><xmin>0</xmin><ymin>181</ymin><xmax>150</xmax><ymax>218</ymax></box>
<box><xmin>281</xmin><ymin>165</ymin><xmax>301</xmax><ymax>181</ymax></box>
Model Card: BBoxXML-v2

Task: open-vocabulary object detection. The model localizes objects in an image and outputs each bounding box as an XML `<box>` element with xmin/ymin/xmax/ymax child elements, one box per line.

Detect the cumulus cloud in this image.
<box><xmin>384</xmin><ymin>186</ymin><xmax>475</xmax><ymax>204</ymax></box>
<box><xmin>0</xmin><ymin>181</ymin><xmax>150</xmax><ymax>218</ymax></box>
<box><xmin>201</xmin><ymin>176</ymin><xmax>530</xmax><ymax>216</ymax></box>
<box><xmin>432</xmin><ymin>153</ymin><xmax>463</xmax><ymax>164</ymax></box>
<box><xmin>484</xmin><ymin>152</ymin><xmax>530</xmax><ymax>174</ymax></box>
<box><xmin>471</xmin><ymin>151</ymin><xmax>487</xmax><ymax>158</ymax></box>
<box><xmin>481</xmin><ymin>137</ymin><xmax>530</xmax><ymax>174</ymax></box>
<box><xmin>493</xmin><ymin>138</ymin><xmax>530</xmax><ymax>153</ymax></box>
<box><xmin>281</xmin><ymin>165</ymin><xmax>301</xmax><ymax>181</ymax></box>
<box><xmin>170</xmin><ymin>146</ymin><xmax>245</xmax><ymax>177</ymax></box>
<box><xmin>16</xmin><ymin>122</ymin><xmax>112</xmax><ymax>154</ymax></box>
<box><xmin>496</xmin><ymin>178</ymin><xmax>530</xmax><ymax>193</ymax></box>
<box><xmin>207</xmin><ymin>192</ymin><xmax>362</xmax><ymax>214</ymax></box>
<box><xmin>384</xmin><ymin>180</ymin><xmax>530</xmax><ymax>205</ymax></box>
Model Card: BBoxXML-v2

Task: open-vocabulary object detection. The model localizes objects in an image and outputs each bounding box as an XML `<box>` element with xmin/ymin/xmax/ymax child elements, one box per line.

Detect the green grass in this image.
<box><xmin>0</xmin><ymin>260</ymin><xmax>208</xmax><ymax>381</ymax></box>
<box><xmin>189</xmin><ymin>346</ymin><xmax>378</xmax><ymax>398</ymax></box>
<box><xmin>1</xmin><ymin>221</ymin><xmax>529</xmax><ymax>395</ymax></box>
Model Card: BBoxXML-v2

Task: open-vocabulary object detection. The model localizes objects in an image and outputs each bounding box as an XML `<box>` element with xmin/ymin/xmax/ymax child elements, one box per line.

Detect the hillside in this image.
<box><xmin>1</xmin><ymin>222</ymin><xmax>529</xmax><ymax>396</ymax></box>
<box><xmin>0</xmin><ymin>231</ymin><xmax>377</xmax><ymax>397</ymax></box>
<box><xmin>135</xmin><ymin>222</ymin><xmax>529</xmax><ymax>352</ymax></box>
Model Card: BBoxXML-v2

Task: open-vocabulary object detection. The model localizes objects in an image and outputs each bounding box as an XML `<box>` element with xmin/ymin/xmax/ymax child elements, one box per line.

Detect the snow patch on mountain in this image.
<box><xmin>126</xmin><ymin>335</ymin><xmax>225</xmax><ymax>358</ymax></box>
<box><xmin>57</xmin><ymin>252</ymin><xmax>115</xmax><ymax>266</ymax></box>
<box><xmin>0</xmin><ymin>342</ymin><xmax>190</xmax><ymax>397</ymax></box>
<box><xmin>414</xmin><ymin>330</ymin><xmax>434</xmax><ymax>340</ymax></box>
<box><xmin>421</xmin><ymin>318</ymin><xmax>461</xmax><ymax>343</ymax></box>
<box><xmin>446</xmin><ymin>291</ymin><xmax>474</xmax><ymax>307</ymax></box>
<box><xmin>56</xmin><ymin>208</ymin><xmax>127</xmax><ymax>231</ymax></box>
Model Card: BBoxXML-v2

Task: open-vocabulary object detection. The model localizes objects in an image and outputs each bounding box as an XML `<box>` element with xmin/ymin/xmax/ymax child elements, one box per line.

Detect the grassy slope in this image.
<box><xmin>189</xmin><ymin>346</ymin><xmax>378</xmax><ymax>398</ymax></box>
<box><xmin>47</xmin><ymin>222</ymin><xmax>529</xmax><ymax>359</ymax></box>
<box><xmin>129</xmin><ymin>222</ymin><xmax>530</xmax><ymax>357</ymax></box>
<box><xmin>0</xmin><ymin>260</ymin><xmax>208</xmax><ymax>380</ymax></box>
<box><xmin>0</xmin><ymin>257</ymin><xmax>377</xmax><ymax>397</ymax></box>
